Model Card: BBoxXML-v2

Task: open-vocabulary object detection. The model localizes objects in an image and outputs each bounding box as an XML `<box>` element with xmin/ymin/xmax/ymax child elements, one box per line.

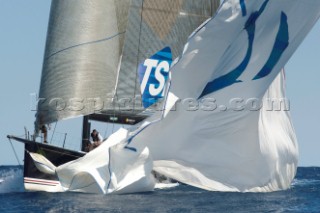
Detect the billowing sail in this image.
<box><xmin>147</xmin><ymin>71</ymin><xmax>298</xmax><ymax>192</ymax></box>
<box><xmin>129</xmin><ymin>0</ymin><xmax>319</xmax><ymax>192</ymax></box>
<box><xmin>114</xmin><ymin>0</ymin><xmax>219</xmax><ymax>113</ymax></box>
<box><xmin>36</xmin><ymin>0</ymin><xmax>131</xmax><ymax>126</ymax></box>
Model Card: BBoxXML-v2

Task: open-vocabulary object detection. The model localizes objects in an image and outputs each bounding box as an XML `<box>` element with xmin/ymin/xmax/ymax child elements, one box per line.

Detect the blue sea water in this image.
<box><xmin>0</xmin><ymin>166</ymin><xmax>319</xmax><ymax>213</ymax></box>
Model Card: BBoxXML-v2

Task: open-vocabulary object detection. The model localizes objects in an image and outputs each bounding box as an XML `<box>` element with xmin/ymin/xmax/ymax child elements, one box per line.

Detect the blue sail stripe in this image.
<box><xmin>199</xmin><ymin>0</ymin><xmax>269</xmax><ymax>99</ymax></box>
<box><xmin>124</xmin><ymin>146</ymin><xmax>137</xmax><ymax>152</ymax></box>
<box><xmin>156</xmin><ymin>52</ymin><xmax>172</xmax><ymax>59</ymax></box>
<box><xmin>240</xmin><ymin>0</ymin><xmax>247</xmax><ymax>16</ymax></box>
<box><xmin>253</xmin><ymin>12</ymin><xmax>289</xmax><ymax>80</ymax></box>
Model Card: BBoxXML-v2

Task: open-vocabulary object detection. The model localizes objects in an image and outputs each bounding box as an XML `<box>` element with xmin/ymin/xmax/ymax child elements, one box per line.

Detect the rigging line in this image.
<box><xmin>133</xmin><ymin>0</ymin><xmax>145</xmax><ymax>114</ymax></box>
<box><xmin>44</xmin><ymin>31</ymin><xmax>126</xmax><ymax>61</ymax></box>
<box><xmin>111</xmin><ymin>87</ymin><xmax>117</xmax><ymax>135</ymax></box>
<box><xmin>104</xmin><ymin>123</ymin><xmax>109</xmax><ymax>138</ymax></box>
<box><xmin>112</xmin><ymin>122</ymin><xmax>115</xmax><ymax>134</ymax></box>
<box><xmin>50</xmin><ymin>122</ymin><xmax>58</xmax><ymax>144</ymax></box>
<box><xmin>8</xmin><ymin>138</ymin><xmax>21</xmax><ymax>166</ymax></box>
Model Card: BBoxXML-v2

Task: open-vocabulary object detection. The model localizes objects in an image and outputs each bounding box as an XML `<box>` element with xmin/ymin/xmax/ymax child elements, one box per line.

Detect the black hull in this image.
<box><xmin>8</xmin><ymin>136</ymin><xmax>85</xmax><ymax>191</ymax></box>
<box><xmin>24</xmin><ymin>141</ymin><xmax>85</xmax><ymax>181</ymax></box>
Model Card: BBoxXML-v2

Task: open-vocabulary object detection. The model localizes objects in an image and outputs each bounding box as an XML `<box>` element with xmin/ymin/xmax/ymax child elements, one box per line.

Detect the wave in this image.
<box><xmin>291</xmin><ymin>178</ymin><xmax>320</xmax><ymax>187</ymax></box>
<box><xmin>0</xmin><ymin>166</ymin><xmax>24</xmax><ymax>193</ymax></box>
<box><xmin>155</xmin><ymin>182</ymin><xmax>180</xmax><ymax>190</ymax></box>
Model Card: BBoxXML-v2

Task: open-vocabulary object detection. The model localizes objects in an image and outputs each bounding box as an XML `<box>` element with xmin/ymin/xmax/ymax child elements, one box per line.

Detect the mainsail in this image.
<box><xmin>36</xmin><ymin>0</ymin><xmax>131</xmax><ymax>126</ymax></box>
<box><xmin>36</xmin><ymin>0</ymin><xmax>219</xmax><ymax>127</ymax></box>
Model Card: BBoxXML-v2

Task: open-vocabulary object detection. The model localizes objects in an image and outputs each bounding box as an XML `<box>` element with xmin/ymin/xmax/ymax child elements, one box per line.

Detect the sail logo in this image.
<box><xmin>199</xmin><ymin>0</ymin><xmax>289</xmax><ymax>99</ymax></box>
<box><xmin>138</xmin><ymin>47</ymin><xmax>172</xmax><ymax>108</ymax></box>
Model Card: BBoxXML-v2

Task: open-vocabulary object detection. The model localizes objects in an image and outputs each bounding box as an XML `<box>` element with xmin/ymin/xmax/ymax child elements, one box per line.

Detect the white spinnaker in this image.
<box><xmin>29</xmin><ymin>152</ymin><xmax>57</xmax><ymax>176</ymax></box>
<box><xmin>29</xmin><ymin>128</ymin><xmax>155</xmax><ymax>194</ymax></box>
<box><xmin>129</xmin><ymin>0</ymin><xmax>320</xmax><ymax>192</ymax></box>
<box><xmin>54</xmin><ymin>128</ymin><xmax>154</xmax><ymax>194</ymax></box>
<box><xmin>146</xmin><ymin>71</ymin><xmax>298</xmax><ymax>192</ymax></box>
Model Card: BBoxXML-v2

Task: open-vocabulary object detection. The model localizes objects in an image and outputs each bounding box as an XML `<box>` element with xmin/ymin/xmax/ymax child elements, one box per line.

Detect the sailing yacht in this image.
<box><xmin>8</xmin><ymin>0</ymin><xmax>219</xmax><ymax>192</ymax></box>
<box><xmin>8</xmin><ymin>0</ymin><xmax>320</xmax><ymax>193</ymax></box>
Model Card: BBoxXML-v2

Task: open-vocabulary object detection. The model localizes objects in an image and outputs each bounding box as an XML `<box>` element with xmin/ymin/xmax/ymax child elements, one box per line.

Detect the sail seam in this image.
<box><xmin>44</xmin><ymin>31</ymin><xmax>126</xmax><ymax>61</ymax></box>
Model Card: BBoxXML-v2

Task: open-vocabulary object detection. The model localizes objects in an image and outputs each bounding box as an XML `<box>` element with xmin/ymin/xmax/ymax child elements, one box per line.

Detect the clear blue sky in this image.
<box><xmin>0</xmin><ymin>1</ymin><xmax>319</xmax><ymax>166</ymax></box>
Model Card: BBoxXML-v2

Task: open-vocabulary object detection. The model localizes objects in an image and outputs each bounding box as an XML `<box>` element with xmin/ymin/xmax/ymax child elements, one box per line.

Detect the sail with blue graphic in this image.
<box><xmin>138</xmin><ymin>47</ymin><xmax>172</xmax><ymax>108</ymax></box>
<box><xmin>199</xmin><ymin>0</ymin><xmax>289</xmax><ymax>98</ymax></box>
<box><xmin>128</xmin><ymin>0</ymin><xmax>320</xmax><ymax>193</ymax></box>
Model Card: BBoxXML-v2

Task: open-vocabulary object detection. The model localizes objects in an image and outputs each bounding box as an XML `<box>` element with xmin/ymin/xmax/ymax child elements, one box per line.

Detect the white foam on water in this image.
<box><xmin>155</xmin><ymin>183</ymin><xmax>180</xmax><ymax>190</ymax></box>
<box><xmin>0</xmin><ymin>167</ymin><xmax>24</xmax><ymax>193</ymax></box>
